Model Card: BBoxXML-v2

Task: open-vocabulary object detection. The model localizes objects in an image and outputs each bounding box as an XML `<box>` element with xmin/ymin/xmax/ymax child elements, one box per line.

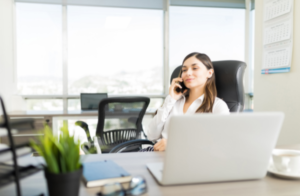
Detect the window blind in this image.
<box><xmin>251</xmin><ymin>0</ymin><xmax>255</xmax><ymax>10</ymax></box>
<box><xmin>14</xmin><ymin>0</ymin><xmax>164</xmax><ymax>9</ymax></box>
<box><xmin>15</xmin><ymin>0</ymin><xmax>249</xmax><ymax>9</ymax></box>
<box><xmin>170</xmin><ymin>0</ymin><xmax>246</xmax><ymax>9</ymax></box>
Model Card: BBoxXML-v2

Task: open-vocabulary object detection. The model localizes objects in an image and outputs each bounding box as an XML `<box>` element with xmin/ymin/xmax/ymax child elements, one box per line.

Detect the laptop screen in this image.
<box><xmin>80</xmin><ymin>93</ymin><xmax>108</xmax><ymax>110</ymax></box>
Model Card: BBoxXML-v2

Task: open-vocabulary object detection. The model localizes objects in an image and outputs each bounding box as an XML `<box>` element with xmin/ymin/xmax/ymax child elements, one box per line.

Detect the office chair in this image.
<box><xmin>75</xmin><ymin>97</ymin><xmax>150</xmax><ymax>154</ymax></box>
<box><xmin>109</xmin><ymin>60</ymin><xmax>247</xmax><ymax>153</ymax></box>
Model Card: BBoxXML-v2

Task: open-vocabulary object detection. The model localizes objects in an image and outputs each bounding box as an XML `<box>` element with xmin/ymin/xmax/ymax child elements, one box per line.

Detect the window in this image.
<box><xmin>250</xmin><ymin>9</ymin><xmax>255</xmax><ymax>93</ymax></box>
<box><xmin>15</xmin><ymin>1</ymin><xmax>251</xmax><ymax>112</ymax></box>
<box><xmin>169</xmin><ymin>6</ymin><xmax>245</xmax><ymax>75</ymax></box>
<box><xmin>67</xmin><ymin>6</ymin><xmax>164</xmax><ymax>95</ymax></box>
<box><xmin>16</xmin><ymin>2</ymin><xmax>164</xmax><ymax>111</ymax></box>
<box><xmin>26</xmin><ymin>99</ymin><xmax>63</xmax><ymax>111</ymax></box>
<box><xmin>16</xmin><ymin>3</ymin><xmax>63</xmax><ymax>95</ymax></box>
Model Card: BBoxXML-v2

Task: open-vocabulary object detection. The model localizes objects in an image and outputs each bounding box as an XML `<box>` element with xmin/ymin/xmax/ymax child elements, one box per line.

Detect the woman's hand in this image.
<box><xmin>169</xmin><ymin>78</ymin><xmax>187</xmax><ymax>100</ymax></box>
<box><xmin>153</xmin><ymin>138</ymin><xmax>167</xmax><ymax>151</ymax></box>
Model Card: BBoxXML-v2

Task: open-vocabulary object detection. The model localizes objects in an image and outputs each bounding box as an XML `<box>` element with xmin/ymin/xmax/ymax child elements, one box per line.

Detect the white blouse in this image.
<box><xmin>146</xmin><ymin>94</ymin><xmax>230</xmax><ymax>141</ymax></box>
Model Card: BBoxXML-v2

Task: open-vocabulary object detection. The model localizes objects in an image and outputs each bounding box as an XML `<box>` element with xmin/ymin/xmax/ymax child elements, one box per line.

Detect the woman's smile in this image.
<box><xmin>185</xmin><ymin>78</ymin><xmax>194</xmax><ymax>82</ymax></box>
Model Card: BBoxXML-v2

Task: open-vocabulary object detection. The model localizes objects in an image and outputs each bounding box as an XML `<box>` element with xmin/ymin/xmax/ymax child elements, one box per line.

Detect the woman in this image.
<box><xmin>147</xmin><ymin>52</ymin><xmax>229</xmax><ymax>152</ymax></box>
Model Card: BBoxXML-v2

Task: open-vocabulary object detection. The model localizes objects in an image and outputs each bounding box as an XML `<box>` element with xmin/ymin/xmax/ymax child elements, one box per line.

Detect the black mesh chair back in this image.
<box><xmin>96</xmin><ymin>97</ymin><xmax>150</xmax><ymax>153</ymax></box>
<box><xmin>171</xmin><ymin>60</ymin><xmax>246</xmax><ymax>112</ymax></box>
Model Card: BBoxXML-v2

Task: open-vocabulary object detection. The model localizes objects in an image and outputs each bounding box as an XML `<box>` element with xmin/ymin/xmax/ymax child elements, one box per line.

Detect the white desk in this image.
<box><xmin>1</xmin><ymin>145</ymin><xmax>300</xmax><ymax>196</ymax></box>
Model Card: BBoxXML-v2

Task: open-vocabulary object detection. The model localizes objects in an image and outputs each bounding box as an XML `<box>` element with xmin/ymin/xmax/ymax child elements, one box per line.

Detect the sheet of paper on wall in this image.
<box><xmin>262</xmin><ymin>0</ymin><xmax>294</xmax><ymax>74</ymax></box>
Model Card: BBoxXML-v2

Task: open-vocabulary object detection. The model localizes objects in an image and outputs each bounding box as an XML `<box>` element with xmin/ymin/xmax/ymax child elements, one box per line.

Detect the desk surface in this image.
<box><xmin>8</xmin><ymin>110</ymin><xmax>155</xmax><ymax>117</ymax></box>
<box><xmin>1</xmin><ymin>145</ymin><xmax>300</xmax><ymax>196</ymax></box>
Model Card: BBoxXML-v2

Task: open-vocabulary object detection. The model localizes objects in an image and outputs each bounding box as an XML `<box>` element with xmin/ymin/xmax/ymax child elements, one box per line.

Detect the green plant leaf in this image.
<box><xmin>30</xmin><ymin>123</ymin><xmax>81</xmax><ymax>174</ymax></box>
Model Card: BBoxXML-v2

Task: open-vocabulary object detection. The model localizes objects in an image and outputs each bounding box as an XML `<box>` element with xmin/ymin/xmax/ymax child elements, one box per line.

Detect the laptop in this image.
<box><xmin>147</xmin><ymin>112</ymin><xmax>284</xmax><ymax>186</ymax></box>
<box><xmin>80</xmin><ymin>93</ymin><xmax>107</xmax><ymax>111</ymax></box>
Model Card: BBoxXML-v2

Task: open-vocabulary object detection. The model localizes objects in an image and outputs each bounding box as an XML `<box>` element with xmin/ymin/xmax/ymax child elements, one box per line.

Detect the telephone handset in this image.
<box><xmin>175</xmin><ymin>81</ymin><xmax>187</xmax><ymax>93</ymax></box>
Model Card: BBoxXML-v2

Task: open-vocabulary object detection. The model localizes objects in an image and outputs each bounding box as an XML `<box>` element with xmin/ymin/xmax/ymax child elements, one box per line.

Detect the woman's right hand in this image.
<box><xmin>169</xmin><ymin>78</ymin><xmax>187</xmax><ymax>100</ymax></box>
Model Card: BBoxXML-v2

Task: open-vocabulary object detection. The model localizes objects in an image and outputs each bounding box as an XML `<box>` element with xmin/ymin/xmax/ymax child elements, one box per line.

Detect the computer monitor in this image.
<box><xmin>80</xmin><ymin>93</ymin><xmax>108</xmax><ymax>111</ymax></box>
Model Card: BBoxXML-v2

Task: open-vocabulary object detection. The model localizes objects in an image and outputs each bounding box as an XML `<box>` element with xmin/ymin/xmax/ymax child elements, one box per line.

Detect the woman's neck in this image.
<box><xmin>187</xmin><ymin>87</ymin><xmax>205</xmax><ymax>102</ymax></box>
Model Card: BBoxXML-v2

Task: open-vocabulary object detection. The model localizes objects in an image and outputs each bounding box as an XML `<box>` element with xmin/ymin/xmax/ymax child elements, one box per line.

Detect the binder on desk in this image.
<box><xmin>82</xmin><ymin>160</ymin><xmax>131</xmax><ymax>187</ymax></box>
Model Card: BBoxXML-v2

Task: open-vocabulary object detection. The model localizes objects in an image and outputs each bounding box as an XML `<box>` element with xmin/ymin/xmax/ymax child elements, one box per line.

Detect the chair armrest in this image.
<box><xmin>75</xmin><ymin>121</ymin><xmax>93</xmax><ymax>143</ymax></box>
<box><xmin>81</xmin><ymin>141</ymin><xmax>97</xmax><ymax>154</ymax></box>
<box><xmin>81</xmin><ymin>136</ymin><xmax>103</xmax><ymax>154</ymax></box>
<box><xmin>109</xmin><ymin>139</ymin><xmax>154</xmax><ymax>153</ymax></box>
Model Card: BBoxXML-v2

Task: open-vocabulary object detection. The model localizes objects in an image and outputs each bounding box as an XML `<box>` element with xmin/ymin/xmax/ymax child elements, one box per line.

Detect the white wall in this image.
<box><xmin>254</xmin><ymin>0</ymin><xmax>300</xmax><ymax>145</ymax></box>
<box><xmin>0</xmin><ymin>0</ymin><xmax>17</xmax><ymax>112</ymax></box>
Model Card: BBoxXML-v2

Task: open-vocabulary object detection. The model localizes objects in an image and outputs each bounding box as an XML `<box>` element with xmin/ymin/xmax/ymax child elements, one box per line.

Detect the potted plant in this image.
<box><xmin>31</xmin><ymin>123</ymin><xmax>82</xmax><ymax>196</ymax></box>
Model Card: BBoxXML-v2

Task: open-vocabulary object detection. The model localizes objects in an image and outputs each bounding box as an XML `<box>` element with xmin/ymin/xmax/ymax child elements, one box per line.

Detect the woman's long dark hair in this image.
<box><xmin>179</xmin><ymin>52</ymin><xmax>217</xmax><ymax>113</ymax></box>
